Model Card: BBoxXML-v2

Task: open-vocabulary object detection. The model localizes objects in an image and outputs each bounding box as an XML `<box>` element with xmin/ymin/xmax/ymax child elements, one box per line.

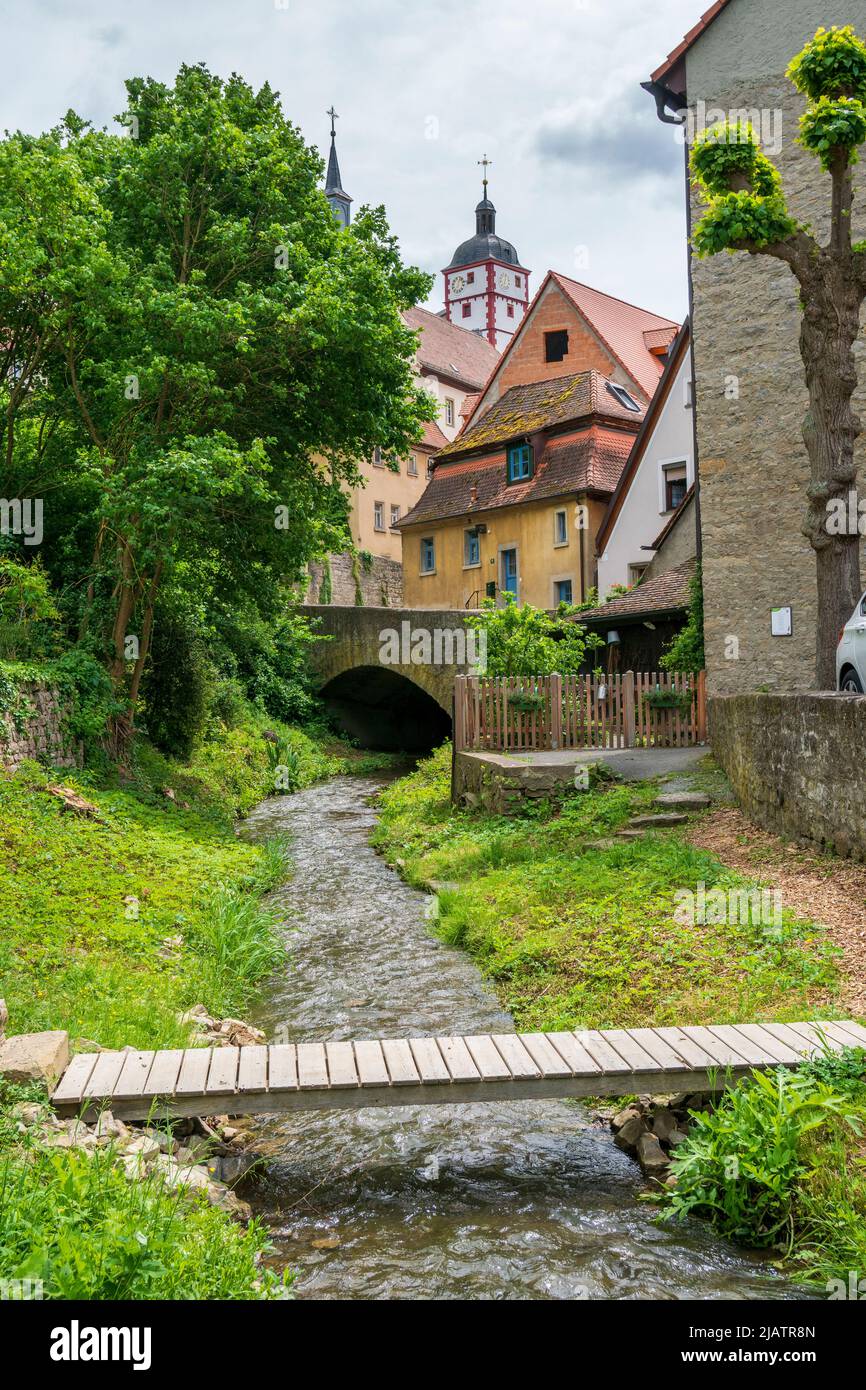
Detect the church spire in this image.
<box><xmin>324</xmin><ymin>106</ymin><xmax>352</xmax><ymax>227</ymax></box>
<box><xmin>476</xmin><ymin>155</ymin><xmax>495</xmax><ymax>236</ymax></box>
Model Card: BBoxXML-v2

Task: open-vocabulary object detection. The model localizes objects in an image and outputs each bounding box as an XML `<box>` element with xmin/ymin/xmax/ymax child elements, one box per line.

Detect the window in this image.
<box><xmin>420</xmin><ymin>537</ymin><xmax>435</xmax><ymax>574</ymax></box>
<box><xmin>606</xmin><ymin>382</ymin><xmax>642</xmax><ymax>412</ymax></box>
<box><xmin>545</xmin><ymin>329</ymin><xmax>569</xmax><ymax>363</ymax></box>
<box><xmin>467</xmin><ymin>271</ymin><xmax>475</xmax><ymax>284</ymax></box>
<box><xmin>507</xmin><ymin>443</ymin><xmax>532</xmax><ymax>483</ymax></box>
<box><xmin>444</xmin><ymin>398</ymin><xmax>455</xmax><ymax>427</ymax></box>
<box><xmin>464</xmin><ymin>529</ymin><xmax>480</xmax><ymax>567</ymax></box>
<box><xmin>684</xmin><ymin>377</ymin><xmax>694</xmax><ymax>409</ymax></box>
<box><xmin>628</xmin><ymin>563</ymin><xmax>648</xmax><ymax>586</ymax></box>
<box><xmin>426</xmin><ymin>458</ymin><xmax>435</xmax><ymax>479</ymax></box>
<box><xmin>507</xmin><ymin>303</ymin><xmax>514</xmax><ymax>318</ymax></box>
<box><xmin>663</xmin><ymin>461</ymin><xmax>688</xmax><ymax>512</ymax></box>
<box><xmin>515</xmin><ymin>275</ymin><xmax>521</xmax><ymax>288</ymax></box>
<box><xmin>390</xmin><ymin>504</ymin><xmax>400</xmax><ymax>528</ymax></box>
<box><xmin>372</xmin><ymin>447</ymin><xmax>384</xmax><ymax>467</ymax></box>
<box><xmin>554</xmin><ymin>579</ymin><xmax>573</xmax><ymax>605</ymax></box>
<box><xmin>407</xmin><ymin>454</ymin><xmax>418</xmax><ymax>476</ymax></box>
<box><xmin>462</xmin><ymin>302</ymin><xmax>471</xmax><ymax>319</ymax></box>
<box><xmin>554</xmin><ymin>508</ymin><xmax>568</xmax><ymax>546</ymax></box>
<box><xmin>373</xmin><ymin>501</ymin><xmax>385</xmax><ymax>531</ymax></box>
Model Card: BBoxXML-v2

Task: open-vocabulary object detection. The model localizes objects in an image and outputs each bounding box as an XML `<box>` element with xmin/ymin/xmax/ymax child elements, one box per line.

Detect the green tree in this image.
<box><xmin>690</xmin><ymin>25</ymin><xmax>866</xmax><ymax>687</ymax></box>
<box><xmin>660</xmin><ymin>563</ymin><xmax>704</xmax><ymax>674</ymax></box>
<box><xmin>0</xmin><ymin>65</ymin><xmax>433</xmax><ymax>749</ymax></box>
<box><xmin>466</xmin><ymin>596</ymin><xmax>603</xmax><ymax>677</ymax></box>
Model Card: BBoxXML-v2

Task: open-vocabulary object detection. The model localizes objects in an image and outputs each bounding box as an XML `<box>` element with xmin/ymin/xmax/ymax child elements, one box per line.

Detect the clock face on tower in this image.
<box><xmin>498</xmin><ymin>271</ymin><xmax>511</xmax><ymax>289</ymax></box>
<box><xmin>452</xmin><ymin>274</ymin><xmax>466</xmax><ymax>292</ymax></box>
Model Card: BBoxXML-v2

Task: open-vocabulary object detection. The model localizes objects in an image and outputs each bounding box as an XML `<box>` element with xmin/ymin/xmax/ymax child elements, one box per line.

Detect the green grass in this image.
<box><xmin>0</xmin><ymin>1082</ymin><xmax>291</xmax><ymax>1300</ymax></box>
<box><xmin>372</xmin><ymin>745</ymin><xmax>840</xmax><ymax>1032</ymax></box>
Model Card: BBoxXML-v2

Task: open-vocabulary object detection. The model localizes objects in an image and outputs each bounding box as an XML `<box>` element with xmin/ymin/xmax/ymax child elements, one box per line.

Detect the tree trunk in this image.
<box><xmin>799</xmin><ymin>267</ymin><xmax>863</xmax><ymax>688</ymax></box>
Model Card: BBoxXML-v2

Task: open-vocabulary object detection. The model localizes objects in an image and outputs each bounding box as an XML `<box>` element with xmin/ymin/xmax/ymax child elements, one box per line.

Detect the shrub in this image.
<box><xmin>142</xmin><ymin>612</ymin><xmax>212</xmax><ymax>757</ymax></box>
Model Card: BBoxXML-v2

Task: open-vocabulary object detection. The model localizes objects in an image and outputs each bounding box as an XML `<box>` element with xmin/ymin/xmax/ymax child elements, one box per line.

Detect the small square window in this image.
<box><xmin>663</xmin><ymin>463</ymin><xmax>687</xmax><ymax>512</ymax></box>
<box><xmin>373</xmin><ymin>501</ymin><xmax>385</xmax><ymax>531</ymax></box>
<box><xmin>426</xmin><ymin>458</ymin><xmax>435</xmax><ymax>479</ymax></box>
<box><xmin>628</xmin><ymin>563</ymin><xmax>648</xmax><ymax>586</ymax></box>
<box><xmin>554</xmin><ymin>509</ymin><xmax>568</xmax><ymax>545</ymax></box>
<box><xmin>444</xmin><ymin>398</ymin><xmax>455</xmax><ymax>426</ymax></box>
<box><xmin>464</xmin><ymin>529</ymin><xmax>480</xmax><ymax>567</ymax></box>
<box><xmin>545</xmin><ymin>329</ymin><xmax>569</xmax><ymax>363</ymax></box>
<box><xmin>515</xmin><ymin>275</ymin><xmax>521</xmax><ymax>288</ymax></box>
<box><xmin>467</xmin><ymin>271</ymin><xmax>475</xmax><ymax>284</ymax></box>
<box><xmin>607</xmin><ymin>382</ymin><xmax>641</xmax><ymax>412</ymax></box>
<box><xmin>462</xmin><ymin>302</ymin><xmax>471</xmax><ymax>319</ymax></box>
<box><xmin>507</xmin><ymin>303</ymin><xmax>514</xmax><ymax>318</ymax></box>
<box><xmin>372</xmin><ymin>447</ymin><xmax>384</xmax><ymax>467</ymax></box>
<box><xmin>407</xmin><ymin>454</ymin><xmax>418</xmax><ymax>476</ymax></box>
<box><xmin>390</xmin><ymin>504</ymin><xmax>400</xmax><ymax>528</ymax></box>
<box><xmin>420</xmin><ymin>537</ymin><xmax>435</xmax><ymax>574</ymax></box>
<box><xmin>507</xmin><ymin>443</ymin><xmax>532</xmax><ymax>483</ymax></box>
<box><xmin>554</xmin><ymin>579</ymin><xmax>573</xmax><ymax>605</ymax></box>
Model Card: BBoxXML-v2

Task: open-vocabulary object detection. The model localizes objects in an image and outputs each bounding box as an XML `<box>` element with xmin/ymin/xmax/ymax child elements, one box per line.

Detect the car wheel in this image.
<box><xmin>840</xmin><ymin>667</ymin><xmax>864</xmax><ymax>693</ymax></box>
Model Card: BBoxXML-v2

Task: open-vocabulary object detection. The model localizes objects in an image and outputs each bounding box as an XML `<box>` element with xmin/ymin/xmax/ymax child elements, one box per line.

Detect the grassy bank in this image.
<box><xmin>373</xmin><ymin>745</ymin><xmax>866</xmax><ymax>1287</ymax></box>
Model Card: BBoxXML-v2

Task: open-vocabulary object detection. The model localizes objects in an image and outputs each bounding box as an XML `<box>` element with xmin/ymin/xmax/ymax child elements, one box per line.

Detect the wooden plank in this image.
<box><xmin>437</xmin><ymin>1035</ymin><xmax>480</xmax><ymax>1082</ymax></box>
<box><xmin>518</xmin><ymin>1033</ymin><xmax>573</xmax><ymax>1077</ymax></box>
<box><xmin>653</xmin><ymin>1026</ymin><xmax>722</xmax><ymax>1070</ymax></box>
<box><xmin>142</xmin><ymin>1049</ymin><xmax>184</xmax><ymax>1099</ymax></box>
<box><xmin>809</xmin><ymin>1020</ymin><xmax>866</xmax><ymax>1052</ymax></box>
<box><xmin>82</xmin><ymin>1051</ymin><xmax>126</xmax><ymax>1100</ymax></box>
<box><xmin>175</xmin><ymin>1048</ymin><xmax>212</xmax><ymax>1096</ymax></box>
<box><xmin>771</xmin><ymin>1021</ymin><xmax>832</xmax><ymax>1059</ymax></box>
<box><xmin>459</xmin><ymin>1034</ymin><xmax>508</xmax><ymax>1080</ymax></box>
<box><xmin>603</xmin><ymin>1029</ymin><xmax>667</xmax><ymax>1073</ymax></box>
<box><xmin>237</xmin><ymin>1045</ymin><xmax>269</xmax><ymax>1093</ymax></box>
<box><xmin>408</xmin><ymin>1037</ymin><xmax>451</xmax><ymax>1084</ymax></box>
<box><xmin>52</xmin><ymin>1053</ymin><xmax>99</xmax><ymax>1105</ymax></box>
<box><xmin>546</xmin><ymin>1031</ymin><xmax>602</xmax><ymax>1075</ymax></box>
<box><xmin>207</xmin><ymin>1046</ymin><xmax>239</xmax><ymax>1096</ymax></box>
<box><xmin>324</xmin><ymin>1041</ymin><xmax>359</xmax><ymax>1089</ymax></box>
<box><xmin>759</xmin><ymin>1022</ymin><xmax>816</xmax><ymax>1059</ymax></box>
<box><xmin>267</xmin><ymin>1044</ymin><xmax>298</xmax><ymax>1091</ymax></box>
<box><xmin>491</xmin><ymin>1034</ymin><xmax>540</xmax><ymax>1080</ymax></box>
<box><xmin>625</xmin><ymin>1028</ymin><xmax>690</xmax><ymax>1072</ymax></box>
<box><xmin>296</xmin><ymin>1042</ymin><xmax>328</xmax><ymax>1090</ymax></box>
<box><xmin>728</xmin><ymin>1023</ymin><xmax>803</xmax><ymax>1066</ymax></box>
<box><xmin>381</xmin><ymin>1038</ymin><xmax>421</xmax><ymax>1085</ymax></box>
<box><xmin>683</xmin><ymin>1026</ymin><xmax>750</xmax><ymax>1069</ymax></box>
<box><xmin>574</xmin><ymin>1030</ymin><xmax>633</xmax><ymax>1073</ymax></box>
<box><xmin>354</xmin><ymin>1039</ymin><xmax>390</xmax><ymax>1087</ymax></box>
<box><xmin>113</xmin><ymin>1050</ymin><xmax>155</xmax><ymax>1100</ymax></box>
<box><xmin>705</xmin><ymin>1024</ymin><xmax>777</xmax><ymax>1067</ymax></box>
<box><xmin>830</xmin><ymin>1018</ymin><xmax>866</xmax><ymax>1048</ymax></box>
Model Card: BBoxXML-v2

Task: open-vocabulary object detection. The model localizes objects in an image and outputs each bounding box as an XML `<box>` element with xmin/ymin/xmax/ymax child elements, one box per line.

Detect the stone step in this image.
<box><xmin>616</xmin><ymin>829</ymin><xmax>646</xmax><ymax>840</ymax></box>
<box><xmin>654</xmin><ymin>792</ymin><xmax>711</xmax><ymax>810</ymax></box>
<box><xmin>628</xmin><ymin>813</ymin><xmax>690</xmax><ymax>829</ymax></box>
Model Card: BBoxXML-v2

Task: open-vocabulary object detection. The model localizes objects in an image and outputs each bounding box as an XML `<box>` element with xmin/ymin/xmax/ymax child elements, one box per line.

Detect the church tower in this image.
<box><xmin>324</xmin><ymin>106</ymin><xmax>352</xmax><ymax>227</ymax></box>
<box><xmin>443</xmin><ymin>158</ymin><xmax>530</xmax><ymax>350</ymax></box>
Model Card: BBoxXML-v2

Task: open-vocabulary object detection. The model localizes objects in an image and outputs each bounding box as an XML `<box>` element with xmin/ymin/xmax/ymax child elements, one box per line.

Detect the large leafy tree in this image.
<box><xmin>690</xmin><ymin>25</ymin><xmax>866</xmax><ymax>687</ymax></box>
<box><xmin>0</xmin><ymin>65</ymin><xmax>432</xmax><ymax>746</ymax></box>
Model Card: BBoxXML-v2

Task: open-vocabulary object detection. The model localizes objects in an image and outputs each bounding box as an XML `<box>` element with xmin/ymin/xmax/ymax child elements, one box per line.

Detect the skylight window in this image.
<box><xmin>606</xmin><ymin>382</ymin><xmax>641</xmax><ymax>412</ymax></box>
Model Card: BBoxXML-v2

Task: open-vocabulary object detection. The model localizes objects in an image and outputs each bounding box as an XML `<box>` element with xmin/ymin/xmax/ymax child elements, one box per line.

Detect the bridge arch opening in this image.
<box><xmin>320</xmin><ymin>666</ymin><xmax>451</xmax><ymax>752</ymax></box>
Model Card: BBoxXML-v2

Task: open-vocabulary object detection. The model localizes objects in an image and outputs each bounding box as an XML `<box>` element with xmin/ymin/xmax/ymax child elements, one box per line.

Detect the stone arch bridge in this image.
<box><xmin>304</xmin><ymin>605</ymin><xmax>480</xmax><ymax>751</ymax></box>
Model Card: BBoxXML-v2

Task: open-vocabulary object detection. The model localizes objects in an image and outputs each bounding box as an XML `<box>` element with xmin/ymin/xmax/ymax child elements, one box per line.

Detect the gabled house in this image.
<box><xmin>595</xmin><ymin>320</ymin><xmax>695</xmax><ymax>598</ymax></box>
<box><xmin>396</xmin><ymin>370</ymin><xmax>646</xmax><ymax>609</ymax></box>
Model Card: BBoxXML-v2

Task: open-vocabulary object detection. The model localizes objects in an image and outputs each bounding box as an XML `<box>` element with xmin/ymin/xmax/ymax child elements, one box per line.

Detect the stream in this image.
<box><xmin>241</xmin><ymin>771</ymin><xmax>799</xmax><ymax>1301</ymax></box>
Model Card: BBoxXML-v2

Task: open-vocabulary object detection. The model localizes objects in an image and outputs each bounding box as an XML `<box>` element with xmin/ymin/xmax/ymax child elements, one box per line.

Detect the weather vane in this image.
<box><xmin>478</xmin><ymin>153</ymin><xmax>492</xmax><ymax>195</ymax></box>
<box><xmin>327</xmin><ymin>106</ymin><xmax>339</xmax><ymax>139</ymax></box>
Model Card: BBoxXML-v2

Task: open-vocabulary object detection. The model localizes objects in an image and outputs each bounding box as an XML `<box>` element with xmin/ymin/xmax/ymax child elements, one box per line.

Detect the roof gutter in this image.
<box><xmin>640</xmin><ymin>80</ymin><xmax>687</xmax><ymax>125</ymax></box>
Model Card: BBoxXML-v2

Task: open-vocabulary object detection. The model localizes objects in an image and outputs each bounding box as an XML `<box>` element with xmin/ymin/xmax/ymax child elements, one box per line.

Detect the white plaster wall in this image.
<box><xmin>596</xmin><ymin>350</ymin><xmax>694</xmax><ymax>597</ymax></box>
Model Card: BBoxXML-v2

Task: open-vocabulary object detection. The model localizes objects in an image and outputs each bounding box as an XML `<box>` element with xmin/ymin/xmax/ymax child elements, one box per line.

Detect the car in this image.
<box><xmin>836</xmin><ymin>591</ymin><xmax>866</xmax><ymax>692</ymax></box>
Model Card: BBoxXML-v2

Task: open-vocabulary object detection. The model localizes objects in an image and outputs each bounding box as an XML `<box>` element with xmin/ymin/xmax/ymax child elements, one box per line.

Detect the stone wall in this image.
<box><xmin>305</xmin><ymin>551</ymin><xmax>403</xmax><ymax>608</ymax></box>
<box><xmin>0</xmin><ymin>682</ymin><xmax>82</xmax><ymax>772</ymax></box>
<box><xmin>685</xmin><ymin>0</ymin><xmax>866</xmax><ymax>694</ymax></box>
<box><xmin>709</xmin><ymin>691</ymin><xmax>866</xmax><ymax>858</ymax></box>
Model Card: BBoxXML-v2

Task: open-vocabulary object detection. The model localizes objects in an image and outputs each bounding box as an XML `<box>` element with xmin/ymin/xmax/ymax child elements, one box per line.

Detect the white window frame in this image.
<box><xmin>373</xmin><ymin>501</ymin><xmax>385</xmax><ymax>532</ymax></box>
<box><xmin>657</xmin><ymin>456</ymin><xmax>692</xmax><ymax>514</ymax></box>
<box><xmin>463</xmin><ymin>528</ymin><xmax>481</xmax><ymax>570</ymax></box>
<box><xmin>444</xmin><ymin>398</ymin><xmax>455</xmax><ymax>427</ymax></box>
<box><xmin>407</xmin><ymin>454</ymin><xmax>418</xmax><ymax>476</ymax></box>
<box><xmin>554</xmin><ymin>508</ymin><xmax>568</xmax><ymax>547</ymax></box>
<box><xmin>390</xmin><ymin>504</ymin><xmax>401</xmax><ymax>529</ymax></box>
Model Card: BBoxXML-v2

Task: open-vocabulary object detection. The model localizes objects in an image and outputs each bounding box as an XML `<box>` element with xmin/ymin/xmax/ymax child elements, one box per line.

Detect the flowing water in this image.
<box><xmin>241</xmin><ymin>771</ymin><xmax>798</xmax><ymax>1301</ymax></box>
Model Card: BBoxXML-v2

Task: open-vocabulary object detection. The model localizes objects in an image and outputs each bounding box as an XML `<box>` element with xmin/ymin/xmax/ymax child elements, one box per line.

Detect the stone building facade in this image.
<box><xmin>648</xmin><ymin>0</ymin><xmax>866</xmax><ymax>693</ymax></box>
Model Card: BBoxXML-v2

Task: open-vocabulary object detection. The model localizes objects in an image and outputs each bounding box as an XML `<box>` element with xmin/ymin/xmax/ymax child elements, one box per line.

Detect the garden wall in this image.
<box><xmin>0</xmin><ymin>681</ymin><xmax>82</xmax><ymax>772</ymax></box>
<box><xmin>305</xmin><ymin>552</ymin><xmax>403</xmax><ymax>607</ymax></box>
<box><xmin>709</xmin><ymin>692</ymin><xmax>866</xmax><ymax>859</ymax></box>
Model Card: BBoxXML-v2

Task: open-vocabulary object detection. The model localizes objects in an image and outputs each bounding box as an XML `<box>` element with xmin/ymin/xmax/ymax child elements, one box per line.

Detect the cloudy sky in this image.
<box><xmin>0</xmin><ymin>0</ymin><xmax>703</xmax><ymax>322</ymax></box>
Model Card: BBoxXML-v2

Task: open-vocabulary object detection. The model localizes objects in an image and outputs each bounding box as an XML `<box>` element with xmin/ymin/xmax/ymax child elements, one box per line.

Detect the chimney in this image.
<box><xmin>470</xmin><ymin>483</ymin><xmax>478</xmax><ymax>505</ymax></box>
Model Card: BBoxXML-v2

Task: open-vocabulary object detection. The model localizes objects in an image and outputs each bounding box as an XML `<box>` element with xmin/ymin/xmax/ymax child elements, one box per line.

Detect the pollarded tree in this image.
<box><xmin>690</xmin><ymin>25</ymin><xmax>866</xmax><ymax>687</ymax></box>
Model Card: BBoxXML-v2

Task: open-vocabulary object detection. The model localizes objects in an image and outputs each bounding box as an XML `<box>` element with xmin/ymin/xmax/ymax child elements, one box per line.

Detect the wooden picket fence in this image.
<box><xmin>453</xmin><ymin>671</ymin><xmax>707</xmax><ymax>753</ymax></box>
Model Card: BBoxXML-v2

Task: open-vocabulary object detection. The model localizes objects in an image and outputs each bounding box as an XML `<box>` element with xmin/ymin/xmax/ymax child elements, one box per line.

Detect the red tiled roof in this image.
<box><xmin>421</xmin><ymin>417</ymin><xmax>450</xmax><ymax>451</ymax></box>
<box><xmin>644</xmin><ymin>326</ymin><xmax>678</xmax><ymax>352</ymax></box>
<box><xmin>397</xmin><ymin>424</ymin><xmax>636</xmax><ymax>529</ymax></box>
<box><xmin>551</xmin><ymin>273</ymin><xmax>679</xmax><ymax>400</ymax></box>
<box><xmin>650</xmin><ymin>0</ymin><xmax>733</xmax><ymax>89</ymax></box>
<box><xmin>580</xmin><ymin>558</ymin><xmax>696</xmax><ymax>623</ymax></box>
<box><xmin>437</xmin><ymin>369</ymin><xmax>645</xmax><ymax>461</ymax></box>
<box><xmin>403</xmin><ymin>306</ymin><xmax>500</xmax><ymax>390</ymax></box>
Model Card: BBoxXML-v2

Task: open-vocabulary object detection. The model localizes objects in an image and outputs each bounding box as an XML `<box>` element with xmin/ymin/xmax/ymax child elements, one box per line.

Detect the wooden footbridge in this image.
<box><xmin>52</xmin><ymin>1019</ymin><xmax>866</xmax><ymax>1122</ymax></box>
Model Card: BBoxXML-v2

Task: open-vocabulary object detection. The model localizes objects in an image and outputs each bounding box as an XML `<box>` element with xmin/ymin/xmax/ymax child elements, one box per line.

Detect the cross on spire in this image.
<box><xmin>478</xmin><ymin>153</ymin><xmax>492</xmax><ymax>196</ymax></box>
<box><xmin>327</xmin><ymin>105</ymin><xmax>339</xmax><ymax>139</ymax></box>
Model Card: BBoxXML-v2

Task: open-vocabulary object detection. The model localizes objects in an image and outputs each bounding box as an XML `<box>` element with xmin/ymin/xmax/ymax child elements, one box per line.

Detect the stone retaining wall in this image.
<box><xmin>709</xmin><ymin>692</ymin><xmax>866</xmax><ymax>858</ymax></box>
<box><xmin>305</xmin><ymin>552</ymin><xmax>403</xmax><ymax>607</ymax></box>
<box><xmin>0</xmin><ymin>682</ymin><xmax>82</xmax><ymax>772</ymax></box>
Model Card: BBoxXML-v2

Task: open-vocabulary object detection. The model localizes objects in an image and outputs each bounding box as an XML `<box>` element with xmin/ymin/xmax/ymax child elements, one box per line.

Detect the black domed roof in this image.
<box><xmin>448</xmin><ymin>233</ymin><xmax>521</xmax><ymax>268</ymax></box>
